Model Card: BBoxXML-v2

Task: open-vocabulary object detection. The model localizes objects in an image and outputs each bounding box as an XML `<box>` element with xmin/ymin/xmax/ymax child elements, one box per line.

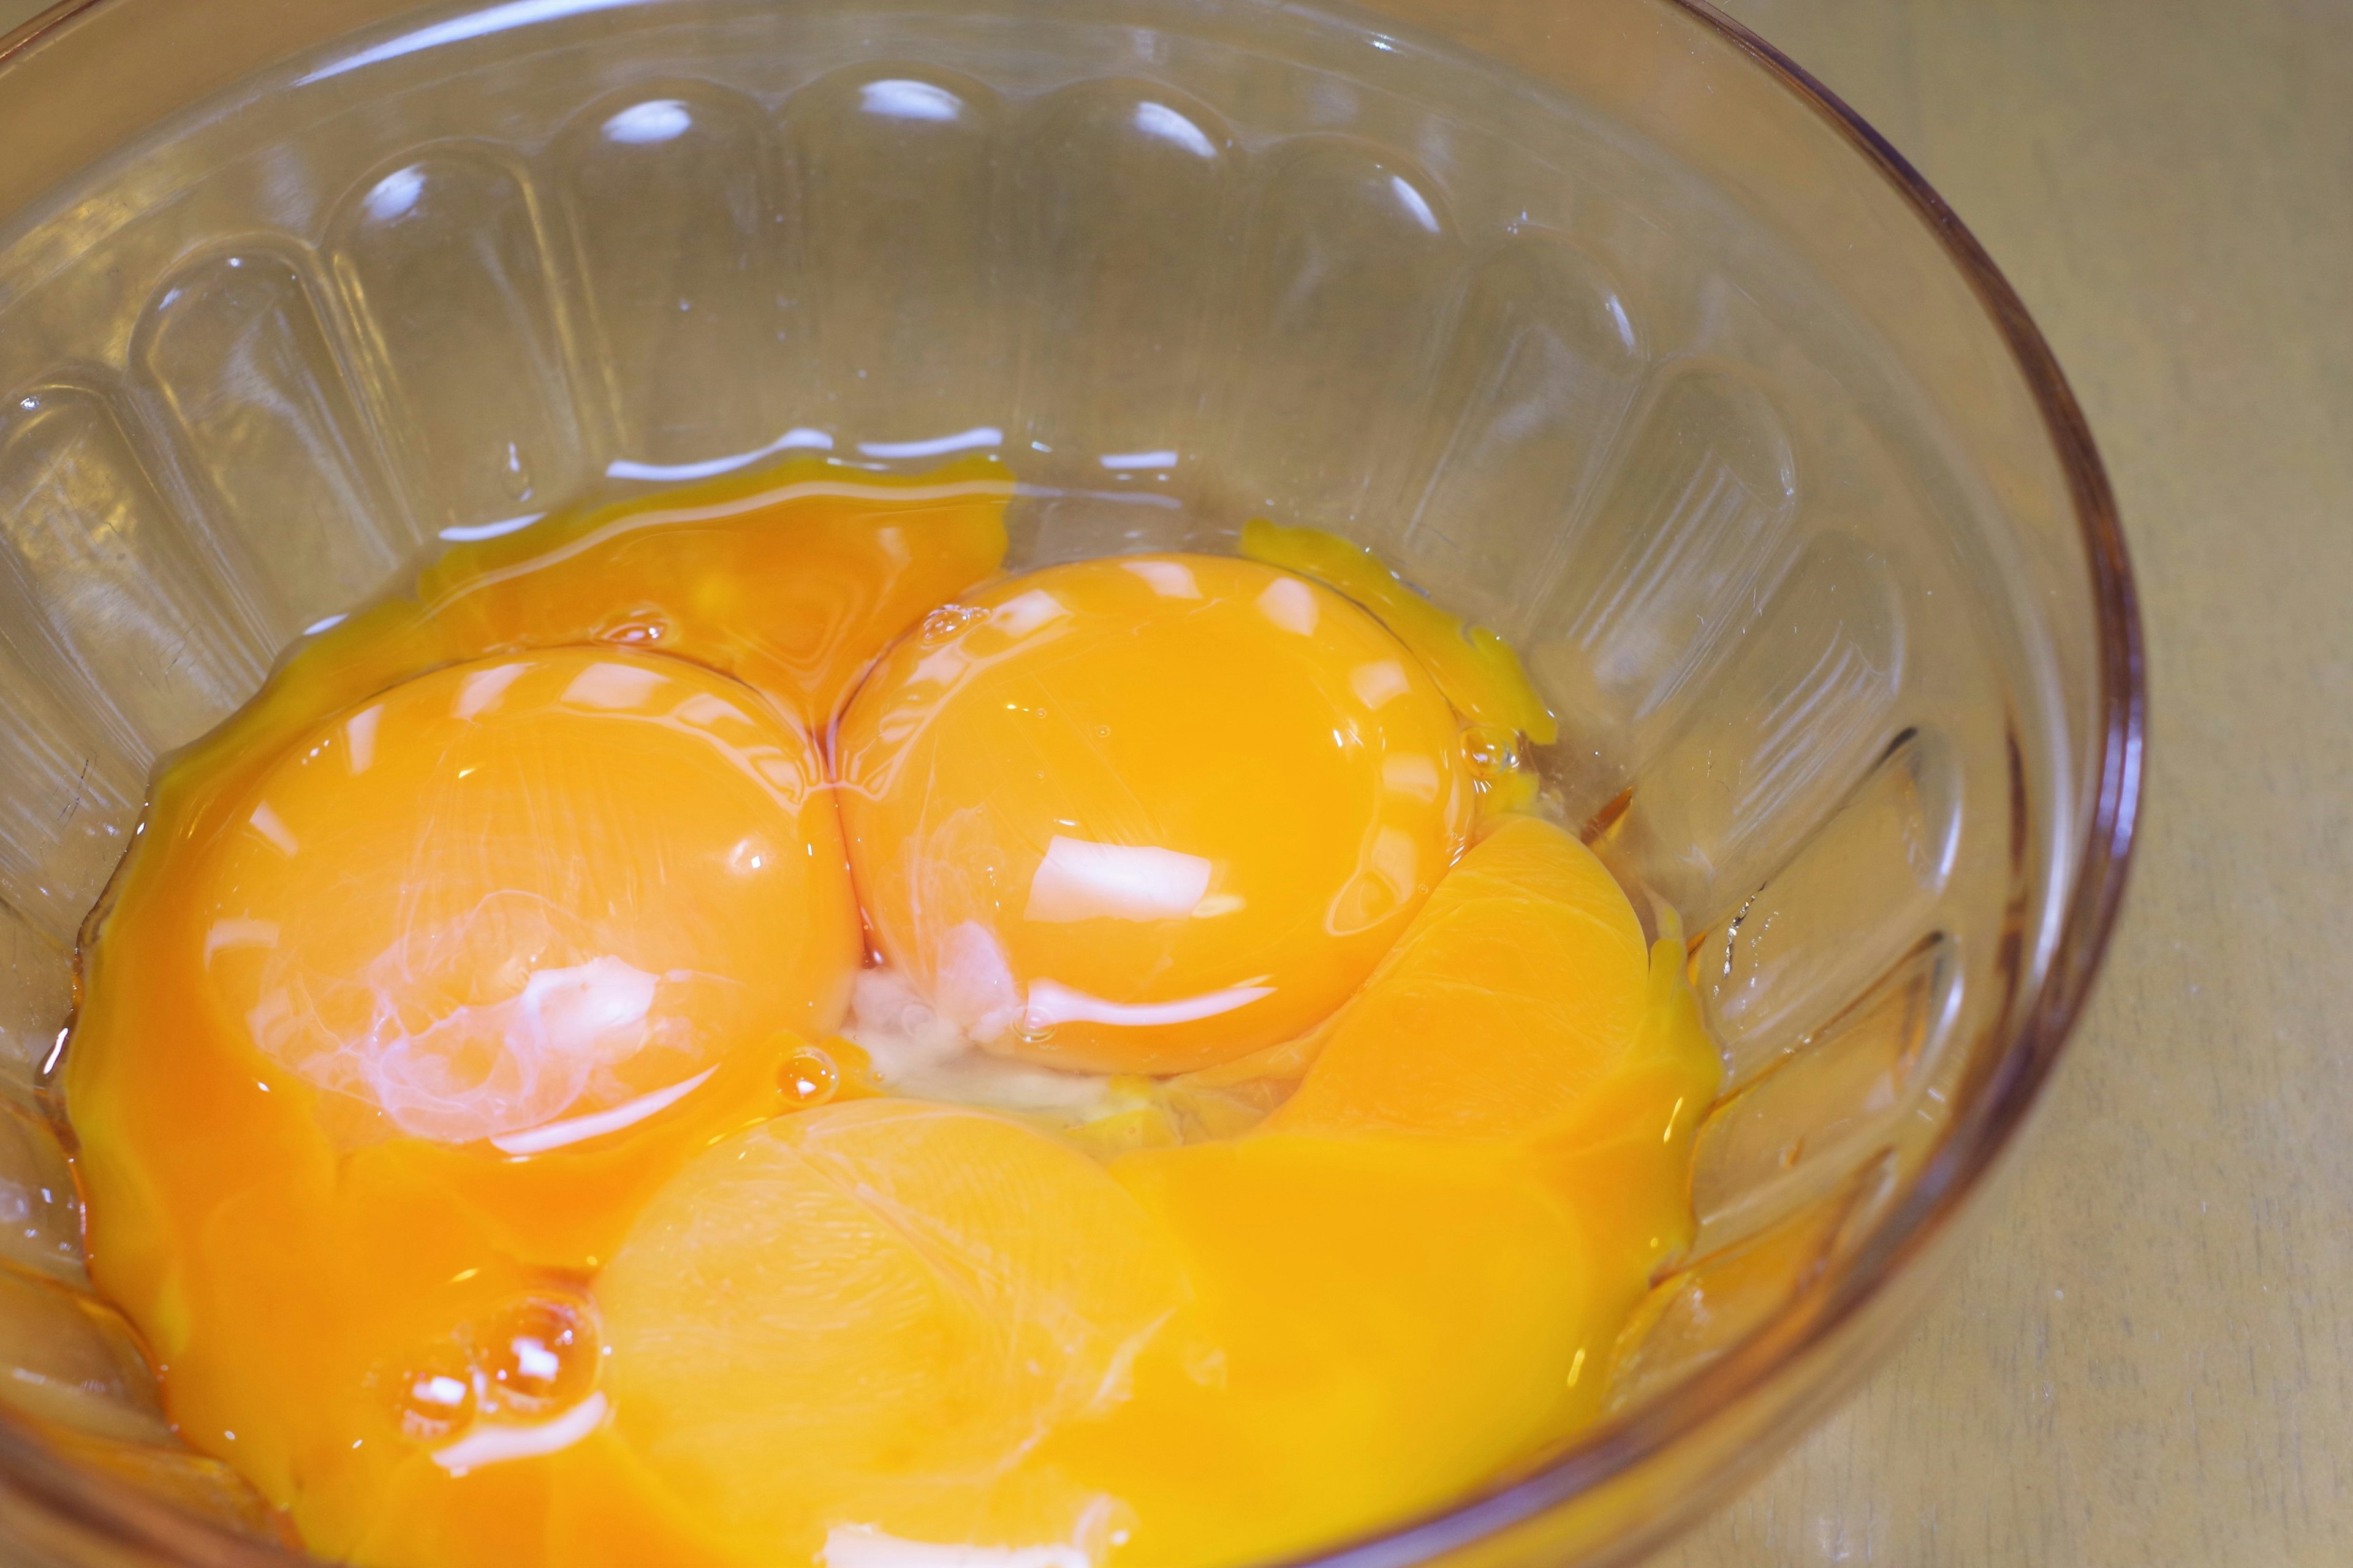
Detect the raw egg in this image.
<box><xmin>205</xmin><ymin>648</ymin><xmax>857</xmax><ymax>1149</ymax></box>
<box><xmin>599</xmin><ymin>1099</ymin><xmax>1186</xmax><ymax>1563</ymax></box>
<box><xmin>61</xmin><ymin>464</ymin><xmax>1721</xmax><ymax>1568</ymax></box>
<box><xmin>418</xmin><ymin>455</ymin><xmax>1010</xmax><ymax>727</ymax></box>
<box><xmin>836</xmin><ymin>554</ymin><xmax>1472</xmax><ymax>1074</ymax></box>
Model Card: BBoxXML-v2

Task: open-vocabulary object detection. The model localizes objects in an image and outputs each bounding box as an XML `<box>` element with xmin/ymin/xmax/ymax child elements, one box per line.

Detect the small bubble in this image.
<box><xmin>780</xmin><ymin>1047</ymin><xmax>839</xmax><ymax>1107</ymax></box>
<box><xmin>917</xmin><ymin>604</ymin><xmax>985</xmax><ymax>644</ymax></box>
<box><xmin>596</xmin><ymin>608</ymin><xmax>671</xmax><ymax>646</ymax></box>
<box><xmin>477</xmin><ymin>1295</ymin><xmax>598</xmax><ymax>1418</ymax></box>
<box><xmin>1460</xmin><ymin>724</ymin><xmax>1524</xmax><ymax>781</ymax></box>
<box><xmin>1013</xmin><ymin>1016</ymin><xmax>1056</xmax><ymax>1046</ymax></box>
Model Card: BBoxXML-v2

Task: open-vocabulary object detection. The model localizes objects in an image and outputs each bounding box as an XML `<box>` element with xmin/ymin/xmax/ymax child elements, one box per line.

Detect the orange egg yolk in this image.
<box><xmin>837</xmin><ymin>555</ymin><xmax>1472</xmax><ymax>1074</ymax></box>
<box><xmin>206</xmin><ymin>648</ymin><xmax>857</xmax><ymax>1149</ymax></box>
<box><xmin>61</xmin><ymin>462</ymin><xmax>1721</xmax><ymax>1568</ymax></box>
<box><xmin>418</xmin><ymin>454</ymin><xmax>1013</xmax><ymax>727</ymax></box>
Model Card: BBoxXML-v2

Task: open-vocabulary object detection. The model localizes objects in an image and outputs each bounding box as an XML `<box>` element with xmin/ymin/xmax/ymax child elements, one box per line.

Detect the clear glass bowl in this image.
<box><xmin>0</xmin><ymin>0</ymin><xmax>2140</xmax><ymax>1562</ymax></box>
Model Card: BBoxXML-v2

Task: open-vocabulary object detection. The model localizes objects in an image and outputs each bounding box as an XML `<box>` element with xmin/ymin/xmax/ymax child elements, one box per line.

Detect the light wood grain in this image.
<box><xmin>2</xmin><ymin>0</ymin><xmax>2343</xmax><ymax>1561</ymax></box>
<box><xmin>1656</xmin><ymin>2</ymin><xmax>2353</xmax><ymax>1564</ymax></box>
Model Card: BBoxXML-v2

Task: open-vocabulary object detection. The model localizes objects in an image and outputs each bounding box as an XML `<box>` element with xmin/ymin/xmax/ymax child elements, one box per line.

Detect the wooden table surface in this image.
<box><xmin>4</xmin><ymin>0</ymin><xmax>2347</xmax><ymax>1562</ymax></box>
<box><xmin>1657</xmin><ymin>2</ymin><xmax>2353</xmax><ymax>1564</ymax></box>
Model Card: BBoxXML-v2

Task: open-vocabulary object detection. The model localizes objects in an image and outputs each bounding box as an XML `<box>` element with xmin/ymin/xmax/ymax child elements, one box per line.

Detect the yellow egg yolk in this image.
<box><xmin>416</xmin><ymin>456</ymin><xmax>1010</xmax><ymax>728</ymax></box>
<box><xmin>205</xmin><ymin>649</ymin><xmax>857</xmax><ymax>1148</ymax></box>
<box><xmin>836</xmin><ymin>555</ymin><xmax>1472</xmax><ymax>1074</ymax></box>
<box><xmin>1048</xmin><ymin>1134</ymin><xmax>1610</xmax><ymax>1568</ymax></box>
<box><xmin>60</xmin><ymin>469</ymin><xmax>1721</xmax><ymax>1568</ymax></box>
<box><xmin>599</xmin><ymin>1100</ymin><xmax>1187</xmax><ymax>1564</ymax></box>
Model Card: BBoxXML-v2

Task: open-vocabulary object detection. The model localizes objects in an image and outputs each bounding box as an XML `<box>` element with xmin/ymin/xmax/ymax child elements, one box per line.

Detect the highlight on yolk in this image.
<box><xmin>58</xmin><ymin>453</ymin><xmax>1724</xmax><ymax>1568</ymax></box>
<box><xmin>836</xmin><ymin>554</ymin><xmax>1472</xmax><ymax>1075</ymax></box>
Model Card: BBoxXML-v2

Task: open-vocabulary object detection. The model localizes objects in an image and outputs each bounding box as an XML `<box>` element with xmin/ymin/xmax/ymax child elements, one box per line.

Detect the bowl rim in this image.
<box><xmin>0</xmin><ymin>0</ymin><xmax>87</xmax><ymax>66</ymax></box>
<box><xmin>0</xmin><ymin>0</ymin><xmax>2143</xmax><ymax>1562</ymax></box>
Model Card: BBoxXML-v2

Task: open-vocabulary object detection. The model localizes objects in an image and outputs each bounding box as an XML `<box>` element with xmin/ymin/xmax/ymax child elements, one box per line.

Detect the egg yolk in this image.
<box><xmin>59</xmin><ymin>466</ymin><xmax>1721</xmax><ymax>1568</ymax></box>
<box><xmin>205</xmin><ymin>649</ymin><xmax>857</xmax><ymax>1147</ymax></box>
<box><xmin>151</xmin><ymin>453</ymin><xmax>1010</xmax><ymax>793</ymax></box>
<box><xmin>836</xmin><ymin>555</ymin><xmax>1471</xmax><ymax>1074</ymax></box>
<box><xmin>1046</xmin><ymin>1134</ymin><xmax>1610</xmax><ymax>1568</ymax></box>
<box><xmin>1256</xmin><ymin>814</ymin><xmax>1721</xmax><ymax>1287</ymax></box>
<box><xmin>417</xmin><ymin>455</ymin><xmax>1010</xmax><ymax>727</ymax></box>
<box><xmin>599</xmin><ymin>1100</ymin><xmax>1186</xmax><ymax>1563</ymax></box>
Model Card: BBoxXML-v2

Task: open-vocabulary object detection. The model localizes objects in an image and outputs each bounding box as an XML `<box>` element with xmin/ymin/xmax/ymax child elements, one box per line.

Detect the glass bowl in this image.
<box><xmin>0</xmin><ymin>0</ymin><xmax>2141</xmax><ymax>1563</ymax></box>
